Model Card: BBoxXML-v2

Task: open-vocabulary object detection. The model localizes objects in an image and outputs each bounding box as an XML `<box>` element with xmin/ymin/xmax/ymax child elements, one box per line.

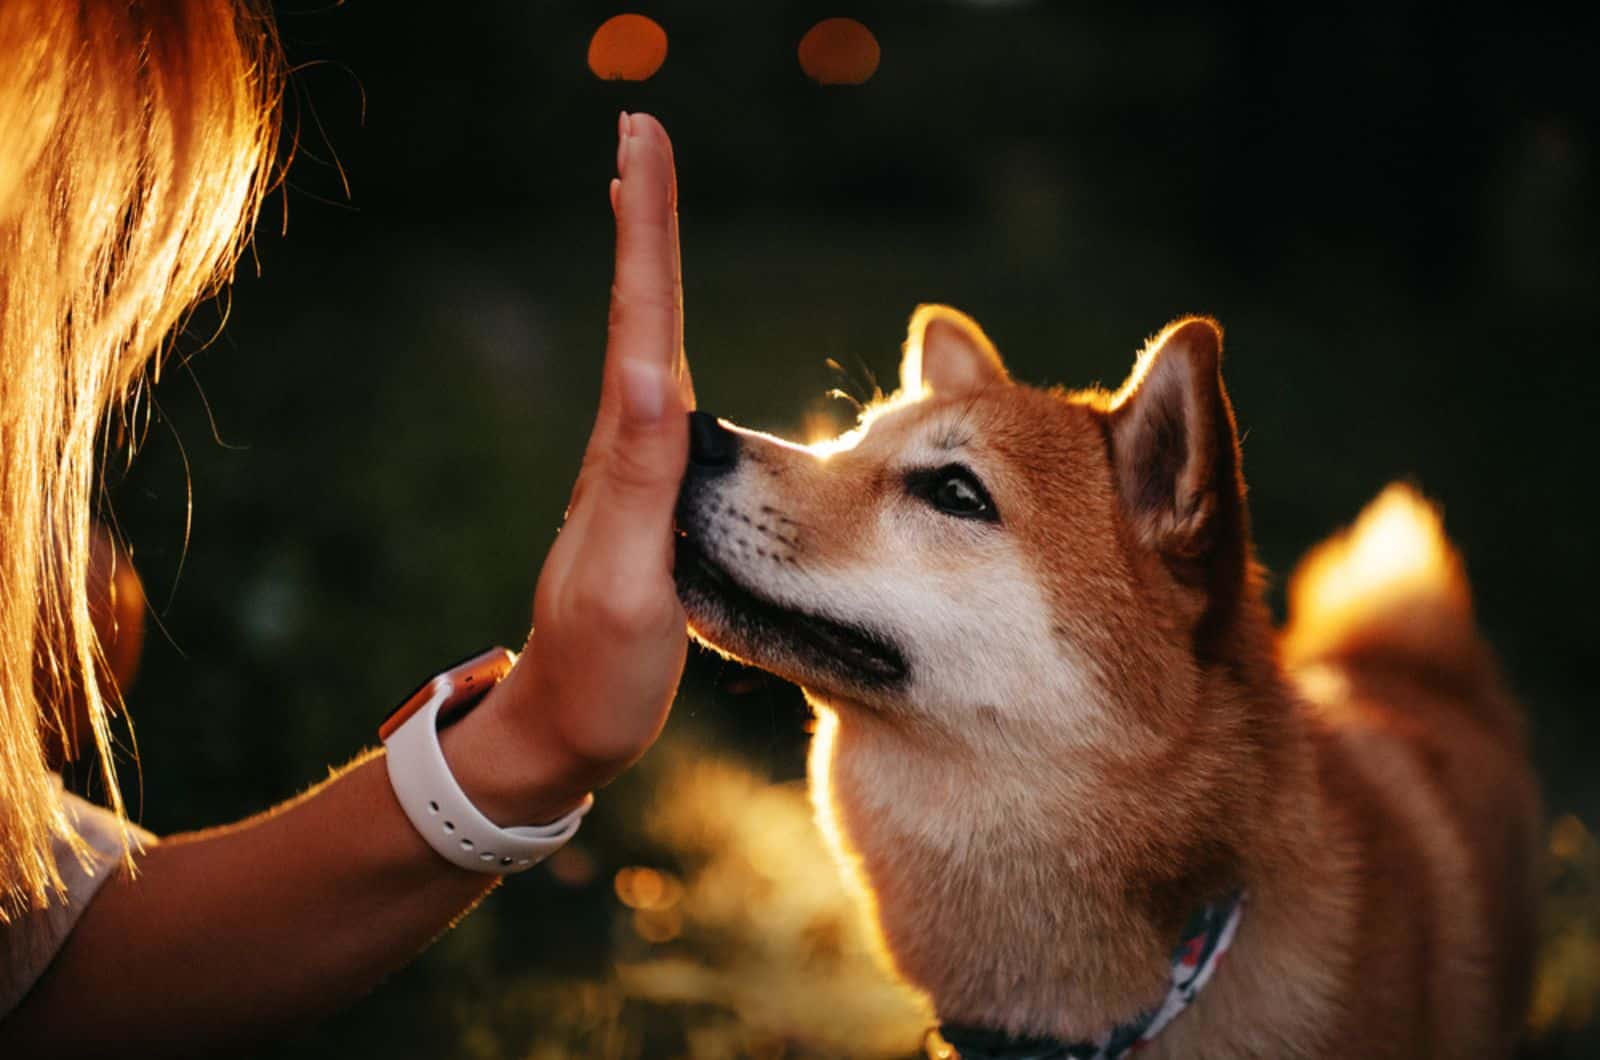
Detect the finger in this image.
<box><xmin>612</xmin><ymin>112</ymin><xmax>681</xmax><ymax>374</ymax></box>
<box><xmin>581</xmin><ymin>358</ymin><xmax>688</xmax><ymax>587</ymax></box>
<box><xmin>652</xmin><ymin>125</ymin><xmax>695</xmax><ymax>410</ymax></box>
<box><xmin>586</xmin><ymin>112</ymin><xmax>683</xmax><ymax>469</ymax></box>
<box><xmin>677</xmin><ymin>350</ymin><xmax>696</xmax><ymax>411</ymax></box>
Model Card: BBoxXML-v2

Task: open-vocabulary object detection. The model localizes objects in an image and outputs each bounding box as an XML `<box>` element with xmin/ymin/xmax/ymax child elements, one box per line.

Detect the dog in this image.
<box><xmin>674</xmin><ymin>306</ymin><xmax>1541</xmax><ymax>1058</ymax></box>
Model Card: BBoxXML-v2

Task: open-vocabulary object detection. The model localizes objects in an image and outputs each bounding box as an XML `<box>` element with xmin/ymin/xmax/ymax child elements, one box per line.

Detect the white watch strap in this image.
<box><xmin>383</xmin><ymin>677</ymin><xmax>592</xmax><ymax>874</ymax></box>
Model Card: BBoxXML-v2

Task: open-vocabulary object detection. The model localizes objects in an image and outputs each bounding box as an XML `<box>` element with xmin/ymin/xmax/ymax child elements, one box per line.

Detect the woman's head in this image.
<box><xmin>0</xmin><ymin>0</ymin><xmax>282</xmax><ymax>918</ymax></box>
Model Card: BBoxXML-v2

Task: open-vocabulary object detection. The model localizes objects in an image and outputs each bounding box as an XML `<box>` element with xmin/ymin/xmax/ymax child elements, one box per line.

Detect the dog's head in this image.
<box><xmin>675</xmin><ymin>306</ymin><xmax>1252</xmax><ymax>746</ymax></box>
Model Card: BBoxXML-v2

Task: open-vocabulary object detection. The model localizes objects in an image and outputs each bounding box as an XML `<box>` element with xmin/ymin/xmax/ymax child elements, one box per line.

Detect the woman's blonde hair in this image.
<box><xmin>0</xmin><ymin>1</ymin><xmax>282</xmax><ymax>917</ymax></box>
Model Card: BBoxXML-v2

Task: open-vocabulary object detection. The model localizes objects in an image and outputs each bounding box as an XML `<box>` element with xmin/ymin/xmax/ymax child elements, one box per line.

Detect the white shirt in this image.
<box><xmin>0</xmin><ymin>781</ymin><xmax>156</xmax><ymax>1017</ymax></box>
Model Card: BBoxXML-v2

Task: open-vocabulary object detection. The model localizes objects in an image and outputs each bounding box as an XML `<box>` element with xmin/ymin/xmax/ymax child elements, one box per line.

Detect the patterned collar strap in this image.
<box><xmin>938</xmin><ymin>891</ymin><xmax>1244</xmax><ymax>1060</ymax></box>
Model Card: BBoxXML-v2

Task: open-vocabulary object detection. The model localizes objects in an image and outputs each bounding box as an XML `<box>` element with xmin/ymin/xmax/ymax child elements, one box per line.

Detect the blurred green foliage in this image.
<box><xmin>73</xmin><ymin>2</ymin><xmax>1598</xmax><ymax>1056</ymax></box>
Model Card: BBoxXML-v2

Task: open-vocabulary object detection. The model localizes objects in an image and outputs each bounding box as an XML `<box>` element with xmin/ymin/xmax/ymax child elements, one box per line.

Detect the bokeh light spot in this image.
<box><xmin>588</xmin><ymin>14</ymin><xmax>668</xmax><ymax>82</ymax></box>
<box><xmin>798</xmin><ymin>18</ymin><xmax>880</xmax><ymax>86</ymax></box>
<box><xmin>632</xmin><ymin>906</ymin><xmax>684</xmax><ymax>944</ymax></box>
<box><xmin>545</xmin><ymin>843</ymin><xmax>597</xmax><ymax>888</ymax></box>
<box><xmin>614</xmin><ymin>865</ymin><xmax>683</xmax><ymax>910</ymax></box>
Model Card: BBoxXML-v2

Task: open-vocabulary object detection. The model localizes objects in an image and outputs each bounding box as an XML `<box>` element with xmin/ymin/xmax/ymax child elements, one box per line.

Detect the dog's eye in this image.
<box><xmin>906</xmin><ymin>465</ymin><xmax>999</xmax><ymax>523</ymax></box>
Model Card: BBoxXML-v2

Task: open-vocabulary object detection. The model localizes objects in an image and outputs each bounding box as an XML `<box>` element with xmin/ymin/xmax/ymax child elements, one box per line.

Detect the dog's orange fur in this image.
<box><xmin>679</xmin><ymin>308</ymin><xmax>1541</xmax><ymax>1057</ymax></box>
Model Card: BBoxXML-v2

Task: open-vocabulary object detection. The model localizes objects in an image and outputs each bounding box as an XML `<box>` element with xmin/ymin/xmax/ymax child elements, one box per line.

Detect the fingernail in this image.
<box><xmin>609</xmin><ymin>177</ymin><xmax>621</xmax><ymax>216</ymax></box>
<box><xmin>617</xmin><ymin>112</ymin><xmax>631</xmax><ymax>176</ymax></box>
<box><xmin>620</xmin><ymin>358</ymin><xmax>667</xmax><ymax>425</ymax></box>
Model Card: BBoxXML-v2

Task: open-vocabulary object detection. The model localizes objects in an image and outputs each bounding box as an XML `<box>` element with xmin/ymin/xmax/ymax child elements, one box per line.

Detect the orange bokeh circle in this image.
<box><xmin>588</xmin><ymin>14</ymin><xmax>668</xmax><ymax>82</ymax></box>
<box><xmin>798</xmin><ymin>18</ymin><xmax>880</xmax><ymax>86</ymax></box>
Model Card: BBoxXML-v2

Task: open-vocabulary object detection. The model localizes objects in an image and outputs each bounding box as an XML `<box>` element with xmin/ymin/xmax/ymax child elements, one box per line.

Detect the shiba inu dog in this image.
<box><xmin>674</xmin><ymin>306</ymin><xmax>1541</xmax><ymax>1058</ymax></box>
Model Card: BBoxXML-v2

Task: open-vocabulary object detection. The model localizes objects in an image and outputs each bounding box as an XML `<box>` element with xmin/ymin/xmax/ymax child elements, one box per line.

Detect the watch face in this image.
<box><xmin>378</xmin><ymin>647</ymin><xmax>515</xmax><ymax>741</ymax></box>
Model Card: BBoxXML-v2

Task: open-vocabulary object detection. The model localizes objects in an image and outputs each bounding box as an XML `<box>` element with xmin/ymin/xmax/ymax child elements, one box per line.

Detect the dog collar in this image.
<box><xmin>938</xmin><ymin>891</ymin><xmax>1244</xmax><ymax>1060</ymax></box>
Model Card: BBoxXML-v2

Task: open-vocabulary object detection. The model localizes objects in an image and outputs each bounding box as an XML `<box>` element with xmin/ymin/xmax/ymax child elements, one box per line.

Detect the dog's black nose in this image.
<box><xmin>688</xmin><ymin>411</ymin><xmax>738</xmax><ymax>472</ymax></box>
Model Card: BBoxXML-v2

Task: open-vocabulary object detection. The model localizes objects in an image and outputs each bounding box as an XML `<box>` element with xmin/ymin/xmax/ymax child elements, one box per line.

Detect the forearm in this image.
<box><xmin>1</xmin><ymin>699</ymin><xmax>574</xmax><ymax>1056</ymax></box>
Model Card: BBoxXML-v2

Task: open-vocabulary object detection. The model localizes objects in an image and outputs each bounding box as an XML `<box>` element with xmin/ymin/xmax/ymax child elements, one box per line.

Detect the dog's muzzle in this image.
<box><xmin>687</xmin><ymin>410</ymin><xmax>738</xmax><ymax>478</ymax></box>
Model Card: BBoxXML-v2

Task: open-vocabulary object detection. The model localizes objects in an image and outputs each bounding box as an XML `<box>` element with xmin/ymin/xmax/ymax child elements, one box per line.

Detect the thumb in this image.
<box><xmin>586</xmin><ymin>357</ymin><xmax>688</xmax><ymax>566</ymax></box>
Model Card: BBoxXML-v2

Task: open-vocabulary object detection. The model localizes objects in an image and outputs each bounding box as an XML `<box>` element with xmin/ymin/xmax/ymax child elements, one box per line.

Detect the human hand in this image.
<box><xmin>447</xmin><ymin>113</ymin><xmax>694</xmax><ymax>825</ymax></box>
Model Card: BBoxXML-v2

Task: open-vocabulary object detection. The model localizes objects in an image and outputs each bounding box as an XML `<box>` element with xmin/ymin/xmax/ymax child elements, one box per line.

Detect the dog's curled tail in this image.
<box><xmin>1282</xmin><ymin>484</ymin><xmax>1485</xmax><ymax>681</ymax></box>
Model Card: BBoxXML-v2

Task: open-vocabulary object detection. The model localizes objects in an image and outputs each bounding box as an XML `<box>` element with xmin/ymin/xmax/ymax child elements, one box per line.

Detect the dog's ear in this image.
<box><xmin>1106</xmin><ymin>317</ymin><xmax>1244</xmax><ymax>570</ymax></box>
<box><xmin>900</xmin><ymin>304</ymin><xmax>1010</xmax><ymax>399</ymax></box>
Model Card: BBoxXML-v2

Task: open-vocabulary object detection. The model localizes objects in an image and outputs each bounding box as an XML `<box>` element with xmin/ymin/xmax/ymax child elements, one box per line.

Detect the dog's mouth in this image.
<box><xmin>674</xmin><ymin>536</ymin><xmax>908</xmax><ymax>689</ymax></box>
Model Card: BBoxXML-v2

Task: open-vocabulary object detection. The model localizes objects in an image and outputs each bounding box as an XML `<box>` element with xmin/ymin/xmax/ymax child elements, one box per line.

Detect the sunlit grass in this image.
<box><xmin>1530</xmin><ymin>814</ymin><xmax>1600</xmax><ymax>1039</ymax></box>
<box><xmin>444</xmin><ymin>744</ymin><xmax>933</xmax><ymax>1059</ymax></box>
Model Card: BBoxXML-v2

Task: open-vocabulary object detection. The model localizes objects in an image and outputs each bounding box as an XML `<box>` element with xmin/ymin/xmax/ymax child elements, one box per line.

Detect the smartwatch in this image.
<box><xmin>381</xmin><ymin>647</ymin><xmax>592</xmax><ymax>874</ymax></box>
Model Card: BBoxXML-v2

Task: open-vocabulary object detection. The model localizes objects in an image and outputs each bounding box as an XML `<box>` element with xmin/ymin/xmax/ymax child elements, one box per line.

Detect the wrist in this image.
<box><xmin>438</xmin><ymin>666</ymin><xmax>594</xmax><ymax>827</ymax></box>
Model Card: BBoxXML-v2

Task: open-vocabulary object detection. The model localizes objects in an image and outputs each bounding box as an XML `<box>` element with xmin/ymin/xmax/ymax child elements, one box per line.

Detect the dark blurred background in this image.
<box><xmin>83</xmin><ymin>2</ymin><xmax>1599</xmax><ymax>1056</ymax></box>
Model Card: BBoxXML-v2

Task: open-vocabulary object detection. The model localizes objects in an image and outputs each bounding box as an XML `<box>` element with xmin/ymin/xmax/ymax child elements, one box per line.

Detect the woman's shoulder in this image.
<box><xmin>0</xmin><ymin>781</ymin><xmax>156</xmax><ymax>1017</ymax></box>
